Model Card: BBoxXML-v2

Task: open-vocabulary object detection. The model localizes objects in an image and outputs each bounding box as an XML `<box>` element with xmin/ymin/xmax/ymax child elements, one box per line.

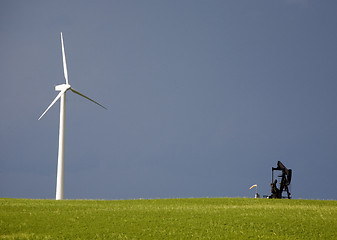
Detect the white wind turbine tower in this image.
<box><xmin>39</xmin><ymin>32</ymin><xmax>106</xmax><ymax>200</ymax></box>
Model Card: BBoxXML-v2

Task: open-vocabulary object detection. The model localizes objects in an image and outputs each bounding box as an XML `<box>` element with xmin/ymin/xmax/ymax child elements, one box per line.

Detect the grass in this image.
<box><xmin>1</xmin><ymin>198</ymin><xmax>337</xmax><ymax>239</ymax></box>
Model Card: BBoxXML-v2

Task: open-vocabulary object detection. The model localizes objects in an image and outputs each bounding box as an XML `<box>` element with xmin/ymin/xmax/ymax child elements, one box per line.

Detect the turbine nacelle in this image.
<box><xmin>55</xmin><ymin>84</ymin><xmax>71</xmax><ymax>92</ymax></box>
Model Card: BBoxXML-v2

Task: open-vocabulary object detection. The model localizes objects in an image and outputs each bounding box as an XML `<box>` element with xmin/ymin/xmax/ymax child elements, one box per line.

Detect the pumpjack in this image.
<box><xmin>269</xmin><ymin>161</ymin><xmax>292</xmax><ymax>199</ymax></box>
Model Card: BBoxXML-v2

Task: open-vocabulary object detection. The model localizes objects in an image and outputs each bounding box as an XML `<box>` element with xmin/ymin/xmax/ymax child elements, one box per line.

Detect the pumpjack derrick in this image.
<box><xmin>270</xmin><ymin>161</ymin><xmax>292</xmax><ymax>199</ymax></box>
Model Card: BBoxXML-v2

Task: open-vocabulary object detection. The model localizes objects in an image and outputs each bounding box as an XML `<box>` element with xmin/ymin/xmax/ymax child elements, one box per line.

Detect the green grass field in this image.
<box><xmin>1</xmin><ymin>198</ymin><xmax>336</xmax><ymax>239</ymax></box>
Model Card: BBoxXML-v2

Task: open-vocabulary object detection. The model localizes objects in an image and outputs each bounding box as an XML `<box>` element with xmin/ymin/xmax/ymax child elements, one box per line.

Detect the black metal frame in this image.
<box><xmin>270</xmin><ymin>161</ymin><xmax>292</xmax><ymax>199</ymax></box>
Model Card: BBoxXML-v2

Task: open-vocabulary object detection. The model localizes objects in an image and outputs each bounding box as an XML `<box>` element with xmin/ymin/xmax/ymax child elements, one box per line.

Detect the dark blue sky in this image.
<box><xmin>1</xmin><ymin>0</ymin><xmax>337</xmax><ymax>200</ymax></box>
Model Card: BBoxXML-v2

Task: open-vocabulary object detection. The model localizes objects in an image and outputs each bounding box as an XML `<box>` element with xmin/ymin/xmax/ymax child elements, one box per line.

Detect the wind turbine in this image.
<box><xmin>39</xmin><ymin>32</ymin><xmax>106</xmax><ymax>200</ymax></box>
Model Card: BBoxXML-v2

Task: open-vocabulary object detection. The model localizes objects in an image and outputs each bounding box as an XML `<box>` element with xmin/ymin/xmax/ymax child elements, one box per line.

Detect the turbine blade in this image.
<box><xmin>70</xmin><ymin>88</ymin><xmax>107</xmax><ymax>109</ymax></box>
<box><xmin>61</xmin><ymin>32</ymin><xmax>69</xmax><ymax>85</ymax></box>
<box><xmin>38</xmin><ymin>89</ymin><xmax>66</xmax><ymax>120</ymax></box>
